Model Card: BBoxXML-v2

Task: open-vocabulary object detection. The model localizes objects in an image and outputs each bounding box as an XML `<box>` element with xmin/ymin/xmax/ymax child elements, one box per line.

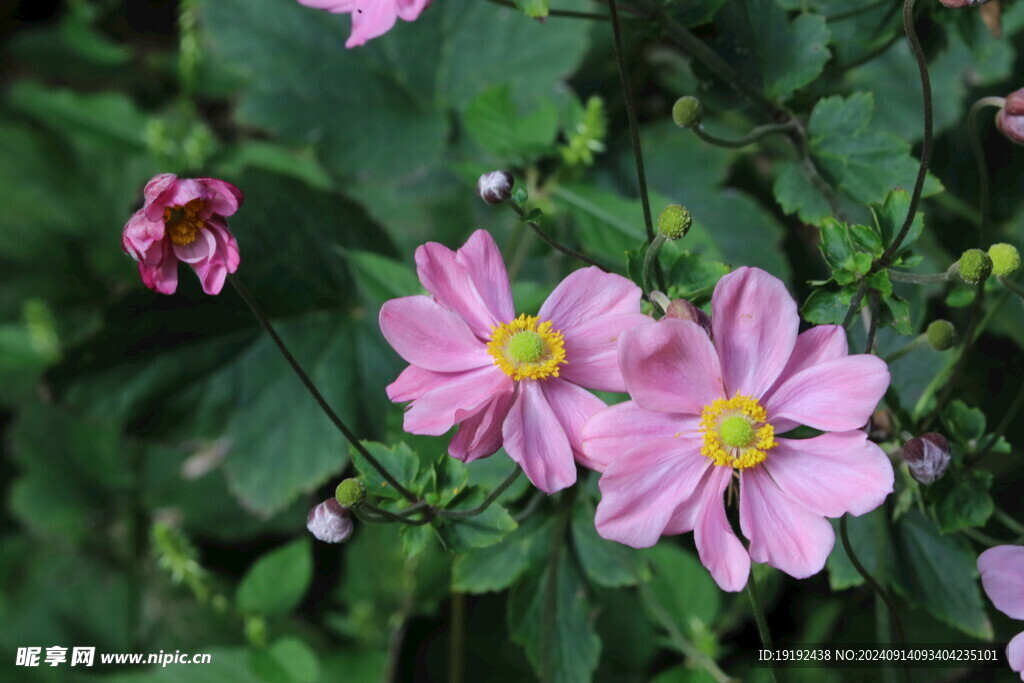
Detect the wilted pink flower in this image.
<box><xmin>582</xmin><ymin>267</ymin><xmax>893</xmax><ymax>591</ymax></box>
<box><xmin>379</xmin><ymin>230</ymin><xmax>649</xmax><ymax>493</ymax></box>
<box><xmin>978</xmin><ymin>545</ymin><xmax>1024</xmax><ymax>679</ymax></box>
<box><xmin>298</xmin><ymin>0</ymin><xmax>432</xmax><ymax>48</ymax></box>
<box><xmin>307</xmin><ymin>498</ymin><xmax>354</xmax><ymax>543</ymax></box>
<box><xmin>122</xmin><ymin>174</ymin><xmax>242</xmax><ymax>295</ymax></box>
<box><xmin>997</xmin><ymin>89</ymin><xmax>1024</xmax><ymax>146</ymax></box>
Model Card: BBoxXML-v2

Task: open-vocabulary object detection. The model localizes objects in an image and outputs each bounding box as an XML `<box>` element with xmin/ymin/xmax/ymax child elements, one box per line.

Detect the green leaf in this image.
<box><xmin>826</xmin><ymin>509</ymin><xmax>896</xmax><ymax>591</ymax></box>
<box><xmin>935</xmin><ymin>471</ymin><xmax>994</xmax><ymax>533</ymax></box>
<box><xmin>343</xmin><ymin>250</ymin><xmax>421</xmax><ymax>305</ymax></box>
<box><xmin>428</xmin><ymin>454</ymin><xmax>471</xmax><ymax>507</ymax></box>
<box><xmin>250</xmin><ymin>637</ymin><xmax>321</xmax><ymax>683</ymax></box>
<box><xmin>673</xmin><ymin>0</ymin><xmax>727</xmax><ymax>27</ymax></box>
<box><xmin>895</xmin><ymin>510</ymin><xmax>993</xmax><ymax>639</ymax></box>
<box><xmin>571</xmin><ymin>501</ymin><xmax>648</xmax><ymax>588</ymax></box>
<box><xmin>435</xmin><ymin>488</ymin><xmax>518</xmax><ymax>553</ymax></box>
<box><xmin>801</xmin><ymin>286</ymin><xmax>852</xmax><ymax>325</ymax></box>
<box><xmin>664</xmin><ymin>252</ymin><xmax>730</xmax><ymax>301</ymax></box>
<box><xmin>872</xmin><ymin>189</ymin><xmax>924</xmax><ymax>252</ymax></box>
<box><xmin>773</xmin><ymin>162</ymin><xmax>833</xmax><ymax>226</ymax></box>
<box><xmin>452</xmin><ymin>517</ymin><xmax>549</xmax><ymax>593</ymax></box>
<box><xmin>941</xmin><ymin>400</ymin><xmax>987</xmax><ymax>446</ymax></box>
<box><xmin>236</xmin><ymin>539</ymin><xmax>312</xmax><ymax>616</ymax></box>
<box><xmin>879</xmin><ymin>292</ymin><xmax>912</xmax><ymax>335</ymax></box>
<box><xmin>353</xmin><ymin>442</ymin><xmax>420</xmax><ymax>501</ymax></box>
<box><xmin>644</xmin><ymin>545</ymin><xmax>721</xmax><ymax>634</ymax></box>
<box><xmin>514</xmin><ymin>0</ymin><xmax>549</xmax><ymax>19</ymax></box>
<box><xmin>463</xmin><ymin>85</ymin><xmax>560</xmax><ymax>162</ymax></box>
<box><xmin>819</xmin><ymin>218</ymin><xmax>856</xmax><ymax>273</ymax></box>
<box><xmin>508</xmin><ymin>561</ymin><xmax>601</xmax><ymax>683</ymax></box>
<box><xmin>215</xmin><ymin>141</ymin><xmax>334</xmax><ymax>192</ymax></box>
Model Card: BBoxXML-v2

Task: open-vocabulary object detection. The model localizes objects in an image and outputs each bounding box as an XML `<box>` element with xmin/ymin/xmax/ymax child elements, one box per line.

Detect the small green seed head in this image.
<box><xmin>507</xmin><ymin>331</ymin><xmax>545</xmax><ymax>363</ymax></box>
<box><xmin>718</xmin><ymin>416</ymin><xmax>754</xmax><ymax>448</ymax></box>
<box><xmin>335</xmin><ymin>478</ymin><xmax>366</xmax><ymax>508</ymax></box>
<box><xmin>672</xmin><ymin>96</ymin><xmax>703</xmax><ymax>129</ymax></box>
<box><xmin>926</xmin><ymin>319</ymin><xmax>956</xmax><ymax>351</ymax></box>
<box><xmin>658</xmin><ymin>204</ymin><xmax>692</xmax><ymax>241</ymax></box>
<box><xmin>958</xmin><ymin>248</ymin><xmax>993</xmax><ymax>285</ymax></box>
<box><xmin>988</xmin><ymin>243</ymin><xmax>1020</xmax><ymax>277</ymax></box>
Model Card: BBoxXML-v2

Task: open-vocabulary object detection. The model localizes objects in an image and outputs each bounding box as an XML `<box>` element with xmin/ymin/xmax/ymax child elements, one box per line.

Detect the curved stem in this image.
<box><xmin>968</xmin><ymin>97</ymin><xmax>1006</xmax><ymax>245</ymax></box>
<box><xmin>864</xmin><ymin>290</ymin><xmax>881</xmax><ymax>354</ymax></box>
<box><xmin>998</xmin><ymin>274</ymin><xmax>1024</xmax><ymax>300</ymax></box>
<box><xmin>994</xmin><ymin>508</ymin><xmax>1024</xmax><ymax>538</ymax></box>
<box><xmin>839</xmin><ymin>517</ymin><xmax>908</xmax><ymax>649</ymax></box>
<box><xmin>692</xmin><ymin>122</ymin><xmax>796</xmax><ymax>149</ymax></box>
<box><xmin>362</xmin><ymin>502</ymin><xmax>433</xmax><ymax>525</ymax></box>
<box><xmin>886</xmin><ymin>262</ymin><xmax>958</xmax><ymax>284</ymax></box>
<box><xmin>962</xmin><ymin>526</ymin><xmax>1013</xmax><ymax>548</ymax></box>
<box><xmin>641</xmin><ymin>233</ymin><xmax>666</xmax><ymax>297</ymax></box>
<box><xmin>228</xmin><ymin>275</ymin><xmax>419</xmax><ymax>504</ymax></box>
<box><xmin>508</xmin><ymin>202</ymin><xmax>607</xmax><ymax>270</ymax></box>
<box><xmin>438</xmin><ymin>468</ymin><xmax>521</xmax><ymax>520</ymax></box>
<box><xmin>883</xmin><ymin>334</ymin><xmax>927</xmax><ymax>364</ymax></box>
<box><xmin>746</xmin><ymin>573</ymin><xmax>780</xmax><ymax>683</ymax></box>
<box><xmin>639</xmin><ymin>583</ymin><xmax>734</xmax><ymax>683</ymax></box>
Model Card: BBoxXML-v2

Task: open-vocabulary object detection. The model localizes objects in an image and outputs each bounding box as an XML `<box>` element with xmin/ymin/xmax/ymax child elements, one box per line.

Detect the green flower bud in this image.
<box><xmin>672</xmin><ymin>96</ymin><xmax>703</xmax><ymax>129</ymax></box>
<box><xmin>988</xmin><ymin>243</ymin><xmax>1020</xmax><ymax>276</ymax></box>
<box><xmin>335</xmin><ymin>478</ymin><xmax>366</xmax><ymax>508</ymax></box>
<box><xmin>658</xmin><ymin>204</ymin><xmax>692</xmax><ymax>241</ymax></box>
<box><xmin>926</xmin><ymin>319</ymin><xmax>956</xmax><ymax>351</ymax></box>
<box><xmin>958</xmin><ymin>248</ymin><xmax>993</xmax><ymax>284</ymax></box>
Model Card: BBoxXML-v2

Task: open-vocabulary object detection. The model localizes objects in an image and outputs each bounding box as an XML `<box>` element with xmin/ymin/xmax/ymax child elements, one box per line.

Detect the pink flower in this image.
<box><xmin>379</xmin><ymin>230</ymin><xmax>649</xmax><ymax>493</ymax></box>
<box><xmin>122</xmin><ymin>174</ymin><xmax>243</xmax><ymax>295</ymax></box>
<box><xmin>582</xmin><ymin>267</ymin><xmax>893</xmax><ymax>591</ymax></box>
<box><xmin>298</xmin><ymin>0</ymin><xmax>432</xmax><ymax>48</ymax></box>
<box><xmin>978</xmin><ymin>545</ymin><xmax>1024</xmax><ymax>680</ymax></box>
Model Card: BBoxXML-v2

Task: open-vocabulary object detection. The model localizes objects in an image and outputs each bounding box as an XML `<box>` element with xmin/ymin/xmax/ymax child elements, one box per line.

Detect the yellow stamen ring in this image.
<box><xmin>163</xmin><ymin>198</ymin><xmax>208</xmax><ymax>246</ymax></box>
<box><xmin>487</xmin><ymin>314</ymin><xmax>567</xmax><ymax>381</ymax></box>
<box><xmin>699</xmin><ymin>393</ymin><xmax>777</xmax><ymax>469</ymax></box>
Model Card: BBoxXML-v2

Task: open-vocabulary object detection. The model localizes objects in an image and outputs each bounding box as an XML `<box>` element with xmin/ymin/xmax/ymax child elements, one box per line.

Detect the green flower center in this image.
<box><xmin>718</xmin><ymin>415</ymin><xmax>755</xmax><ymax>448</ymax></box>
<box><xmin>506</xmin><ymin>331</ymin><xmax>545</xmax><ymax>363</ymax></box>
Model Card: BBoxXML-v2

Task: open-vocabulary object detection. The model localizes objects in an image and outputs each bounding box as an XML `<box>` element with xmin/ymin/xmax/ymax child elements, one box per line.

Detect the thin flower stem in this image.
<box><xmin>882</xmin><ymin>334</ymin><xmax>927</xmax><ymax>364</ymax></box>
<box><xmin>692</xmin><ymin>122</ymin><xmax>796</xmax><ymax>149</ymax></box>
<box><xmin>362</xmin><ymin>502</ymin><xmax>433</xmax><ymax>525</ymax></box>
<box><xmin>864</xmin><ymin>290</ymin><xmax>881</xmax><ymax>354</ymax></box>
<box><xmin>962</xmin><ymin>526</ymin><xmax>1013</xmax><ymax>548</ymax></box>
<box><xmin>639</xmin><ymin>583</ymin><xmax>734</xmax><ymax>683</ymax></box>
<box><xmin>839</xmin><ymin>517</ymin><xmax>909</xmax><ymax>653</ymax></box>
<box><xmin>998</xmin><ymin>274</ymin><xmax>1024</xmax><ymax>300</ymax></box>
<box><xmin>449</xmin><ymin>592</ymin><xmax>466</xmax><ymax>683</ymax></box>
<box><xmin>970</xmin><ymin>381</ymin><xmax>1024</xmax><ymax>466</ymax></box>
<box><xmin>438</xmin><ymin>468</ymin><xmax>521</xmax><ymax>520</ymax></box>
<box><xmin>641</xmin><ymin>233</ymin><xmax>666</xmax><ymax>297</ymax></box>
<box><xmin>514</xmin><ymin>489</ymin><xmax>545</xmax><ymax>522</ymax></box>
<box><xmin>746</xmin><ymin>574</ymin><xmax>780</xmax><ymax>683</ymax></box>
<box><xmin>228</xmin><ymin>275</ymin><xmax>419</xmax><ymax>504</ymax></box>
<box><xmin>886</xmin><ymin>262</ymin><xmax>958</xmax><ymax>285</ymax></box>
<box><xmin>508</xmin><ymin>202</ymin><xmax>607</xmax><ymax>270</ymax></box>
<box><xmin>994</xmin><ymin>508</ymin><xmax>1024</xmax><ymax>538</ymax></box>
<box><xmin>922</xmin><ymin>284</ymin><xmax>985</xmax><ymax>431</ymax></box>
<box><xmin>482</xmin><ymin>0</ymin><xmax>616</xmax><ymax>20</ymax></box>
<box><xmin>968</xmin><ymin>97</ymin><xmax>1006</xmax><ymax>246</ymax></box>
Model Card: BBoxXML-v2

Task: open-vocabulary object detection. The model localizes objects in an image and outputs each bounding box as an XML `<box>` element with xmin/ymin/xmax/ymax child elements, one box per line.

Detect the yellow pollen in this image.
<box><xmin>163</xmin><ymin>198</ymin><xmax>207</xmax><ymax>246</ymax></box>
<box><xmin>487</xmin><ymin>314</ymin><xmax>567</xmax><ymax>381</ymax></box>
<box><xmin>698</xmin><ymin>393</ymin><xmax>777</xmax><ymax>470</ymax></box>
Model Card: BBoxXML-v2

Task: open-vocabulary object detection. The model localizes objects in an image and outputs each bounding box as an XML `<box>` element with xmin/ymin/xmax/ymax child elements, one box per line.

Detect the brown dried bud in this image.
<box><xmin>902</xmin><ymin>433</ymin><xmax>951</xmax><ymax>485</ymax></box>
<box><xmin>306</xmin><ymin>498</ymin><xmax>353</xmax><ymax>543</ymax></box>
<box><xmin>664</xmin><ymin>298</ymin><xmax>712</xmax><ymax>338</ymax></box>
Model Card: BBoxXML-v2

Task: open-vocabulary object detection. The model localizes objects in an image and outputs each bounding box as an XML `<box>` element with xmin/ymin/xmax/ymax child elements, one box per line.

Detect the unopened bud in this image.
<box><xmin>903</xmin><ymin>433</ymin><xmax>951</xmax><ymax>485</ymax></box>
<box><xmin>996</xmin><ymin>89</ymin><xmax>1024</xmax><ymax>145</ymax></box>
<box><xmin>926</xmin><ymin>319</ymin><xmax>956</xmax><ymax>351</ymax></box>
<box><xmin>672</xmin><ymin>96</ymin><xmax>703</xmax><ymax>129</ymax></box>
<box><xmin>477</xmin><ymin>171</ymin><xmax>514</xmax><ymax>205</ymax></box>
<box><xmin>988</xmin><ymin>243</ymin><xmax>1020</xmax><ymax>276</ymax></box>
<box><xmin>937</xmin><ymin>0</ymin><xmax>992</xmax><ymax>6</ymax></box>
<box><xmin>335</xmin><ymin>478</ymin><xmax>365</xmax><ymax>508</ymax></box>
<box><xmin>306</xmin><ymin>498</ymin><xmax>353</xmax><ymax>543</ymax></box>
<box><xmin>958</xmin><ymin>248</ymin><xmax>993</xmax><ymax>285</ymax></box>
<box><xmin>658</xmin><ymin>204</ymin><xmax>692</xmax><ymax>241</ymax></box>
<box><xmin>664</xmin><ymin>298</ymin><xmax>712</xmax><ymax>337</ymax></box>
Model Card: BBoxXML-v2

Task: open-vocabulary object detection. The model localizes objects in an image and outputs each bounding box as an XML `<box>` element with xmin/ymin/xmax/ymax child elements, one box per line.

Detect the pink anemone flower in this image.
<box><xmin>379</xmin><ymin>229</ymin><xmax>649</xmax><ymax>493</ymax></box>
<box><xmin>298</xmin><ymin>0</ymin><xmax>432</xmax><ymax>48</ymax></box>
<box><xmin>122</xmin><ymin>174</ymin><xmax>242</xmax><ymax>295</ymax></box>
<box><xmin>582</xmin><ymin>267</ymin><xmax>893</xmax><ymax>591</ymax></box>
<box><xmin>978</xmin><ymin>545</ymin><xmax>1024</xmax><ymax>679</ymax></box>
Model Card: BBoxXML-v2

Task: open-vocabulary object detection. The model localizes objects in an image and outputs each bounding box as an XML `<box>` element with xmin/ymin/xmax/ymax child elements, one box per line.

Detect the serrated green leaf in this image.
<box><xmin>463</xmin><ymin>85</ymin><xmax>559</xmax><ymax>162</ymax></box>
<box><xmin>513</xmin><ymin>0</ymin><xmax>549</xmax><ymax>18</ymax></box>
<box><xmin>435</xmin><ymin>488</ymin><xmax>518</xmax><ymax>553</ymax></box>
<box><xmin>343</xmin><ymin>249</ymin><xmax>421</xmax><ymax>305</ymax></box>
<box><xmin>644</xmin><ymin>545</ymin><xmax>721</xmax><ymax>633</ymax></box>
<box><xmin>826</xmin><ymin>509</ymin><xmax>896</xmax><ymax>591</ymax></box>
<box><xmin>935</xmin><ymin>471</ymin><xmax>994</xmax><ymax>533</ymax></box>
<box><xmin>819</xmin><ymin>218</ymin><xmax>856</xmax><ymax>272</ymax></box>
<box><xmin>941</xmin><ymin>400</ymin><xmax>987</xmax><ymax>446</ymax></box>
<box><xmin>237</xmin><ymin>539</ymin><xmax>312</xmax><ymax>616</ymax></box>
<box><xmin>773</xmin><ymin>161</ymin><xmax>833</xmax><ymax>226</ymax></box>
<box><xmin>354</xmin><ymin>442</ymin><xmax>420</xmax><ymax>501</ymax></box>
<box><xmin>872</xmin><ymin>189</ymin><xmax>924</xmax><ymax>251</ymax></box>
<box><xmin>571</xmin><ymin>501</ymin><xmax>648</xmax><ymax>588</ymax></box>
<box><xmin>801</xmin><ymin>286</ymin><xmax>851</xmax><ymax>325</ymax></box>
<box><xmin>452</xmin><ymin>517</ymin><xmax>549</xmax><ymax>593</ymax></box>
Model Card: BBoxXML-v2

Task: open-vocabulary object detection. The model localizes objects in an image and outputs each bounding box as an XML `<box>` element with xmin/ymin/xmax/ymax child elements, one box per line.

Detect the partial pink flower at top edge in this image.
<box><xmin>121</xmin><ymin>174</ymin><xmax>243</xmax><ymax>296</ymax></box>
<box><xmin>378</xmin><ymin>229</ymin><xmax>650</xmax><ymax>494</ymax></box>
<box><xmin>979</xmin><ymin>545</ymin><xmax>1024</xmax><ymax>680</ymax></box>
<box><xmin>298</xmin><ymin>0</ymin><xmax>432</xmax><ymax>48</ymax></box>
<box><xmin>581</xmin><ymin>267</ymin><xmax>893</xmax><ymax>592</ymax></box>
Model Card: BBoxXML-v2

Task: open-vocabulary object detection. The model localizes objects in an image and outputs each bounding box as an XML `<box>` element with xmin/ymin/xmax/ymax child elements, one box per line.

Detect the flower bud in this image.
<box><xmin>996</xmin><ymin>88</ymin><xmax>1024</xmax><ymax>145</ymax></box>
<box><xmin>658</xmin><ymin>204</ymin><xmax>692</xmax><ymax>241</ymax></box>
<box><xmin>306</xmin><ymin>498</ymin><xmax>353</xmax><ymax>543</ymax></box>
<box><xmin>672</xmin><ymin>96</ymin><xmax>703</xmax><ymax>129</ymax></box>
<box><xmin>926</xmin><ymin>319</ymin><xmax>956</xmax><ymax>351</ymax></box>
<box><xmin>477</xmin><ymin>171</ymin><xmax>514</xmax><ymax>205</ymax></box>
<box><xmin>335</xmin><ymin>478</ymin><xmax>365</xmax><ymax>508</ymax></box>
<box><xmin>903</xmin><ymin>433</ymin><xmax>951</xmax><ymax>485</ymax></box>
<box><xmin>937</xmin><ymin>0</ymin><xmax>992</xmax><ymax>6</ymax></box>
<box><xmin>958</xmin><ymin>248</ymin><xmax>993</xmax><ymax>285</ymax></box>
<box><xmin>988</xmin><ymin>243</ymin><xmax>1020</xmax><ymax>276</ymax></box>
<box><xmin>664</xmin><ymin>298</ymin><xmax>712</xmax><ymax>337</ymax></box>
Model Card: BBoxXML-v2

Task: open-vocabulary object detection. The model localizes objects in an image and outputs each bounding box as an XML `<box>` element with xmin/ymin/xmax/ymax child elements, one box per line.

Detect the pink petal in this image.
<box><xmin>712</xmin><ymin>267</ymin><xmax>799</xmax><ymax>398</ymax></box>
<box><xmin>346</xmin><ymin>0</ymin><xmax>399</xmax><ymax>47</ymax></box>
<box><xmin>764</xmin><ymin>325</ymin><xmax>848</xmax><ymax>400</ymax></box>
<box><xmin>143</xmin><ymin>173</ymin><xmax>178</xmax><ymax>202</ymax></box>
<box><xmin>139</xmin><ymin>240</ymin><xmax>178</xmax><ymax>295</ymax></box>
<box><xmin>539</xmin><ymin>378</ymin><xmax>607</xmax><ymax>470</ymax></box>
<box><xmin>694</xmin><ymin>465</ymin><xmax>751</xmax><ymax>592</ymax></box>
<box><xmin>396</xmin><ymin>0</ymin><xmax>430</xmax><ymax>20</ymax></box>
<box><xmin>502</xmin><ymin>380</ymin><xmax>577</xmax><ymax>493</ymax></box>
<box><xmin>387</xmin><ymin>365</ymin><xmax>442</xmax><ymax>402</ymax></box>
<box><xmin>454</xmin><ymin>230</ymin><xmax>515</xmax><ymax>325</ymax></box>
<box><xmin>618</xmin><ymin>320</ymin><xmax>725</xmax><ymax>415</ymax></box>
<box><xmin>379</xmin><ymin>296</ymin><xmax>493</xmax><ymax>372</ymax></box>
<box><xmin>197</xmin><ymin>177</ymin><xmax>244</xmax><ymax>216</ymax></box>
<box><xmin>739</xmin><ymin>467</ymin><xmax>835</xmax><ymax>579</ymax></box>
<box><xmin>766</xmin><ymin>355</ymin><xmax>889</xmax><ymax>432</ymax></box>
<box><xmin>664</xmin><ymin>477</ymin><xmax>712</xmax><ymax>534</ymax></box>
<box><xmin>581</xmin><ymin>401</ymin><xmax>697</xmax><ymax>473</ymax></box>
<box><xmin>538</xmin><ymin>268</ymin><xmax>643</xmax><ymax>334</ymax></box>
<box><xmin>144</xmin><ymin>177</ymin><xmax>191</xmax><ymax>222</ymax></box>
<box><xmin>560</xmin><ymin>313</ymin><xmax>652</xmax><ymax>392</ymax></box>
<box><xmin>595</xmin><ymin>436</ymin><xmax>710</xmax><ymax>547</ymax></box>
<box><xmin>978</xmin><ymin>546</ymin><xmax>1024</xmax><ymax>620</ymax></box>
<box><xmin>172</xmin><ymin>225</ymin><xmax>217</xmax><ymax>264</ymax></box>
<box><xmin>762</xmin><ymin>431</ymin><xmax>894</xmax><ymax>518</ymax></box>
<box><xmin>206</xmin><ymin>217</ymin><xmax>241</xmax><ymax>273</ymax></box>
<box><xmin>1008</xmin><ymin>631</ymin><xmax>1024</xmax><ymax>678</ymax></box>
<box><xmin>299</xmin><ymin>0</ymin><xmax>359</xmax><ymax>11</ymax></box>
<box><xmin>122</xmin><ymin>210</ymin><xmax>164</xmax><ymax>263</ymax></box>
<box><xmin>449</xmin><ymin>391</ymin><xmax>515</xmax><ymax>463</ymax></box>
<box><xmin>415</xmin><ymin>238</ymin><xmax>504</xmax><ymax>338</ymax></box>
<box><xmin>403</xmin><ymin>365</ymin><xmax>511</xmax><ymax>436</ymax></box>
